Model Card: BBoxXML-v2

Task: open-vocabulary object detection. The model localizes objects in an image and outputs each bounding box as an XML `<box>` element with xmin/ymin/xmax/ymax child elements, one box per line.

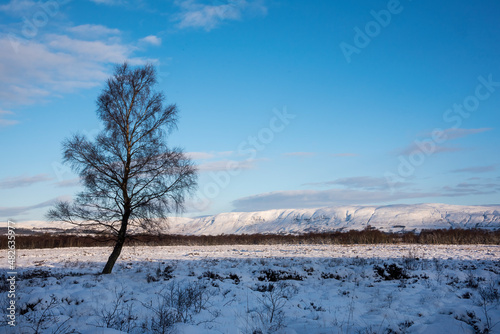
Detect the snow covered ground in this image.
<box><xmin>13</xmin><ymin>203</ymin><xmax>500</xmax><ymax>236</ymax></box>
<box><xmin>1</xmin><ymin>244</ymin><xmax>499</xmax><ymax>333</ymax></box>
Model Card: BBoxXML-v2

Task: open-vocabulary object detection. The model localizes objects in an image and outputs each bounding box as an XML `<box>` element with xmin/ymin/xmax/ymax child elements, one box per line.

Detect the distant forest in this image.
<box><xmin>1</xmin><ymin>228</ymin><xmax>499</xmax><ymax>249</ymax></box>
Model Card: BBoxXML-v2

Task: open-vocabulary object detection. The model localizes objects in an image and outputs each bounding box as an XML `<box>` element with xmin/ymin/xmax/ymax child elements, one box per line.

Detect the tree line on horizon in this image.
<box><xmin>2</xmin><ymin>228</ymin><xmax>499</xmax><ymax>250</ymax></box>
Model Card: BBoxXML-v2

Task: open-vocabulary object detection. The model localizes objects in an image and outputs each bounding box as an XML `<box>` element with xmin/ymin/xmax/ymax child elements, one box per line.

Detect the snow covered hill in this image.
<box><xmin>10</xmin><ymin>203</ymin><xmax>500</xmax><ymax>235</ymax></box>
<box><xmin>166</xmin><ymin>203</ymin><xmax>500</xmax><ymax>235</ymax></box>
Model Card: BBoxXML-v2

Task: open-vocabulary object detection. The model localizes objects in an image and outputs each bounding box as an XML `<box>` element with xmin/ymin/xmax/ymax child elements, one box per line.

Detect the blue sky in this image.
<box><xmin>1</xmin><ymin>0</ymin><xmax>499</xmax><ymax>222</ymax></box>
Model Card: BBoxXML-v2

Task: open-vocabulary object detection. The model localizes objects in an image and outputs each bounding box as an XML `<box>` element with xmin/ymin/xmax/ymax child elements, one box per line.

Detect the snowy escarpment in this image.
<box><xmin>10</xmin><ymin>203</ymin><xmax>500</xmax><ymax>235</ymax></box>
<box><xmin>166</xmin><ymin>203</ymin><xmax>500</xmax><ymax>235</ymax></box>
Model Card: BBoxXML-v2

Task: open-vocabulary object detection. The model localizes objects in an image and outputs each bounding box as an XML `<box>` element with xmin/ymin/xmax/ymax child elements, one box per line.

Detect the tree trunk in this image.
<box><xmin>102</xmin><ymin>236</ymin><xmax>125</xmax><ymax>274</ymax></box>
<box><xmin>102</xmin><ymin>212</ymin><xmax>129</xmax><ymax>274</ymax></box>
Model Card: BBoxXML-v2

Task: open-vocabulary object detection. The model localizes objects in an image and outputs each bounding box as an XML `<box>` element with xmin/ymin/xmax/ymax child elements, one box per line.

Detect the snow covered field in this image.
<box><xmin>1</xmin><ymin>244</ymin><xmax>499</xmax><ymax>333</ymax></box>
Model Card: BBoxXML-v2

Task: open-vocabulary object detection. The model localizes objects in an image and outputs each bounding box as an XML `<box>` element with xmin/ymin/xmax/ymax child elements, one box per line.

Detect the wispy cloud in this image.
<box><xmin>0</xmin><ymin>2</ymin><xmax>160</xmax><ymax>109</ymax></box>
<box><xmin>140</xmin><ymin>35</ymin><xmax>161</xmax><ymax>46</ymax></box>
<box><xmin>187</xmin><ymin>152</ymin><xmax>216</xmax><ymax>160</ymax></box>
<box><xmin>231</xmin><ymin>182</ymin><xmax>498</xmax><ymax>211</ymax></box>
<box><xmin>198</xmin><ymin>159</ymin><xmax>257</xmax><ymax>172</ymax></box>
<box><xmin>0</xmin><ymin>37</ymin><xmax>105</xmax><ymax>105</ymax></box>
<box><xmin>437</xmin><ymin>127</ymin><xmax>492</xmax><ymax>140</ymax></box>
<box><xmin>233</xmin><ymin>172</ymin><xmax>500</xmax><ymax>211</ymax></box>
<box><xmin>331</xmin><ymin>153</ymin><xmax>358</xmax><ymax>157</ymax></box>
<box><xmin>175</xmin><ymin>0</ymin><xmax>267</xmax><ymax>31</ymax></box>
<box><xmin>0</xmin><ymin>28</ymin><xmax>153</xmax><ymax>106</ymax></box>
<box><xmin>304</xmin><ymin>176</ymin><xmax>411</xmax><ymax>190</ymax></box>
<box><xmin>0</xmin><ymin>109</ymin><xmax>18</xmax><ymax>126</ymax></box>
<box><xmin>398</xmin><ymin>144</ymin><xmax>463</xmax><ymax>156</ymax></box>
<box><xmin>88</xmin><ymin>0</ymin><xmax>126</xmax><ymax>5</ymax></box>
<box><xmin>54</xmin><ymin>178</ymin><xmax>81</xmax><ymax>188</ymax></box>
<box><xmin>187</xmin><ymin>151</ymin><xmax>260</xmax><ymax>172</ymax></box>
<box><xmin>451</xmin><ymin>165</ymin><xmax>497</xmax><ymax>174</ymax></box>
<box><xmin>0</xmin><ymin>119</ymin><xmax>18</xmax><ymax>126</ymax></box>
<box><xmin>455</xmin><ymin>182</ymin><xmax>499</xmax><ymax>189</ymax></box>
<box><xmin>67</xmin><ymin>24</ymin><xmax>121</xmax><ymax>37</ymax></box>
<box><xmin>0</xmin><ymin>0</ymin><xmax>38</xmax><ymax>16</ymax></box>
<box><xmin>47</xmin><ymin>34</ymin><xmax>135</xmax><ymax>63</ymax></box>
<box><xmin>186</xmin><ymin>151</ymin><xmax>235</xmax><ymax>160</ymax></box>
<box><xmin>0</xmin><ymin>196</ymin><xmax>69</xmax><ymax>218</ymax></box>
<box><xmin>441</xmin><ymin>183</ymin><xmax>497</xmax><ymax>197</ymax></box>
<box><xmin>0</xmin><ymin>173</ymin><xmax>53</xmax><ymax>189</ymax></box>
<box><xmin>397</xmin><ymin>127</ymin><xmax>492</xmax><ymax>156</ymax></box>
<box><xmin>231</xmin><ymin>188</ymin><xmax>438</xmax><ymax>211</ymax></box>
<box><xmin>283</xmin><ymin>152</ymin><xmax>316</xmax><ymax>157</ymax></box>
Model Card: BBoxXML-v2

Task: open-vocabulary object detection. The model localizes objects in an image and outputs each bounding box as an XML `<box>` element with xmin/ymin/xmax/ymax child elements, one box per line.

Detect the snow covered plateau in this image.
<box><xmin>166</xmin><ymin>203</ymin><xmax>500</xmax><ymax>235</ymax></box>
<box><xmin>16</xmin><ymin>203</ymin><xmax>500</xmax><ymax>235</ymax></box>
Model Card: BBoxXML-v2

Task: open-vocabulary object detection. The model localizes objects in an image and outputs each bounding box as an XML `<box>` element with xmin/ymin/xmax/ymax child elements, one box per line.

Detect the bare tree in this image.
<box><xmin>47</xmin><ymin>63</ymin><xmax>197</xmax><ymax>274</ymax></box>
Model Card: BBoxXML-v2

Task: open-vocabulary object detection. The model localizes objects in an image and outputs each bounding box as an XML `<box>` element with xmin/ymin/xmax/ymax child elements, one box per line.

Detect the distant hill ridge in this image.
<box><xmin>166</xmin><ymin>203</ymin><xmax>500</xmax><ymax>235</ymax></box>
<box><xmin>11</xmin><ymin>203</ymin><xmax>500</xmax><ymax>235</ymax></box>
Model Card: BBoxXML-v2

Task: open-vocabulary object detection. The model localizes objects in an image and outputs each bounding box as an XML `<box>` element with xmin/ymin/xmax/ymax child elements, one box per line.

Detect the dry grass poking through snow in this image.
<box><xmin>0</xmin><ymin>244</ymin><xmax>499</xmax><ymax>334</ymax></box>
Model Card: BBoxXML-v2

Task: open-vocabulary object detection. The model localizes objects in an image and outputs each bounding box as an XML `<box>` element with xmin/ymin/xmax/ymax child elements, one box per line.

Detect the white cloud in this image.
<box><xmin>186</xmin><ymin>152</ymin><xmax>216</xmax><ymax>160</ymax></box>
<box><xmin>0</xmin><ymin>173</ymin><xmax>53</xmax><ymax>189</ymax></box>
<box><xmin>232</xmin><ymin>172</ymin><xmax>500</xmax><ymax>211</ymax></box>
<box><xmin>0</xmin><ymin>0</ymin><xmax>38</xmax><ymax>15</ymax></box>
<box><xmin>68</xmin><ymin>24</ymin><xmax>121</xmax><ymax>38</ymax></box>
<box><xmin>398</xmin><ymin>127</ymin><xmax>492</xmax><ymax>156</ymax></box>
<box><xmin>218</xmin><ymin>151</ymin><xmax>234</xmax><ymax>156</ymax></box>
<box><xmin>175</xmin><ymin>0</ymin><xmax>267</xmax><ymax>31</ymax></box>
<box><xmin>304</xmin><ymin>176</ymin><xmax>412</xmax><ymax>190</ymax></box>
<box><xmin>0</xmin><ymin>37</ymin><xmax>102</xmax><ymax>104</ymax></box>
<box><xmin>140</xmin><ymin>35</ymin><xmax>161</xmax><ymax>46</ymax></box>
<box><xmin>435</xmin><ymin>127</ymin><xmax>492</xmax><ymax>140</ymax></box>
<box><xmin>231</xmin><ymin>189</ymin><xmax>433</xmax><ymax>211</ymax></box>
<box><xmin>47</xmin><ymin>34</ymin><xmax>134</xmax><ymax>63</ymax></box>
<box><xmin>0</xmin><ymin>30</ymin><xmax>151</xmax><ymax>106</ymax></box>
<box><xmin>0</xmin><ymin>109</ymin><xmax>18</xmax><ymax>126</ymax></box>
<box><xmin>0</xmin><ymin>195</ymin><xmax>70</xmax><ymax>218</ymax></box>
<box><xmin>188</xmin><ymin>150</ymin><xmax>262</xmax><ymax>172</ymax></box>
<box><xmin>89</xmin><ymin>0</ymin><xmax>126</xmax><ymax>5</ymax></box>
<box><xmin>231</xmin><ymin>185</ymin><xmax>497</xmax><ymax>212</ymax></box>
<box><xmin>0</xmin><ymin>119</ymin><xmax>19</xmax><ymax>126</ymax></box>
<box><xmin>186</xmin><ymin>151</ymin><xmax>236</xmax><ymax>160</ymax></box>
<box><xmin>451</xmin><ymin>165</ymin><xmax>497</xmax><ymax>174</ymax></box>
<box><xmin>54</xmin><ymin>177</ymin><xmax>81</xmax><ymax>188</ymax></box>
<box><xmin>198</xmin><ymin>159</ymin><xmax>256</xmax><ymax>172</ymax></box>
<box><xmin>398</xmin><ymin>144</ymin><xmax>463</xmax><ymax>156</ymax></box>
